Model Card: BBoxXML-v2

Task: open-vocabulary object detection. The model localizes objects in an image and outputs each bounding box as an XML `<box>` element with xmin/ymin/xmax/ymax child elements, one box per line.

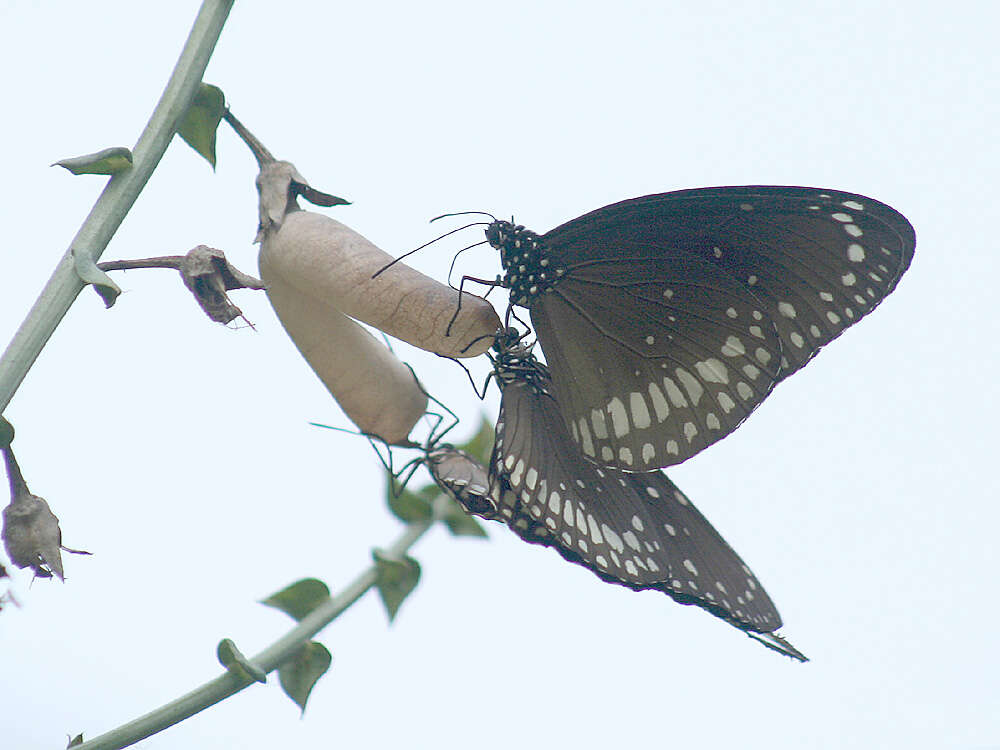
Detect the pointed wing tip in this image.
<box><xmin>747</xmin><ymin>631</ymin><xmax>809</xmax><ymax>663</ymax></box>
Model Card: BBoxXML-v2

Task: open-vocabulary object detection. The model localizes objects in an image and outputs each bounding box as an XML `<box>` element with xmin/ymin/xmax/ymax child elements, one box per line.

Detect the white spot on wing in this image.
<box><xmin>641</xmin><ymin>443</ymin><xmax>655</xmax><ymax>463</ymax></box>
<box><xmin>647</xmin><ymin>382</ymin><xmax>669</xmax><ymax>421</ymax></box>
<box><xmin>577</xmin><ymin>418</ymin><xmax>594</xmax><ymax>457</ymax></box>
<box><xmin>629</xmin><ymin>392</ymin><xmax>651</xmax><ymax>429</ymax></box>
<box><xmin>718</xmin><ymin>392</ymin><xmax>736</xmax><ymax>413</ymax></box>
<box><xmin>602</xmin><ymin>524</ymin><xmax>625</xmax><ymax>553</ymax></box>
<box><xmin>683</xmin><ymin>422</ymin><xmax>698</xmax><ymax>442</ymax></box>
<box><xmin>675</xmin><ymin>368</ymin><xmax>704</xmax><ymax>405</ymax></box>
<box><xmin>663</xmin><ymin>378</ymin><xmax>687</xmax><ymax>408</ymax></box>
<box><xmin>591</xmin><ymin>409</ymin><xmax>608</xmax><ymax>439</ymax></box>
<box><xmin>695</xmin><ymin>358</ymin><xmax>728</xmax><ymax>384</ymax></box>
<box><xmin>588</xmin><ymin>515</ymin><xmax>603</xmax><ymax>544</ymax></box>
<box><xmin>607</xmin><ymin>397</ymin><xmax>629</xmax><ymax>437</ymax></box>
<box><xmin>721</xmin><ymin>335</ymin><xmax>745</xmax><ymax>357</ymax></box>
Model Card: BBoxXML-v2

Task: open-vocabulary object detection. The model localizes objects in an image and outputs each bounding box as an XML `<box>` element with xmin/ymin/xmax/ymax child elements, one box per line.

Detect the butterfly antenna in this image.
<box><xmin>373</xmin><ymin>221</ymin><xmax>492</xmax><ymax>279</ymax></box>
<box><xmin>430</xmin><ymin>210</ymin><xmax>497</xmax><ymax>223</ymax></box>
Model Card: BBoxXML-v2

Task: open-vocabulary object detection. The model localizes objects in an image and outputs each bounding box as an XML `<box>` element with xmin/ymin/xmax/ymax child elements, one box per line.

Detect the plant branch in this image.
<box><xmin>222</xmin><ymin>108</ymin><xmax>275</xmax><ymax>168</ymax></box>
<box><xmin>96</xmin><ymin>257</ymin><xmax>186</xmax><ymax>272</ymax></box>
<box><xmin>0</xmin><ymin>0</ymin><xmax>235</xmax><ymax>414</ymax></box>
<box><xmin>72</xmin><ymin>495</ymin><xmax>450</xmax><ymax>750</ymax></box>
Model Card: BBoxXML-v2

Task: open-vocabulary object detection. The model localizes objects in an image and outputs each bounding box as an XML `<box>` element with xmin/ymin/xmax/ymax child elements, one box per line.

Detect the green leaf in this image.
<box><xmin>53</xmin><ymin>146</ymin><xmax>133</xmax><ymax>176</ymax></box>
<box><xmin>278</xmin><ymin>641</ymin><xmax>332</xmax><ymax>715</ymax></box>
<box><xmin>217</xmin><ymin>638</ymin><xmax>267</xmax><ymax>684</ymax></box>
<box><xmin>260</xmin><ymin>578</ymin><xmax>331</xmax><ymax>621</ymax></box>
<box><xmin>372</xmin><ymin>550</ymin><xmax>420</xmax><ymax>623</ymax></box>
<box><xmin>178</xmin><ymin>83</ymin><xmax>225</xmax><ymax>168</ymax></box>
<box><xmin>67</xmin><ymin>734</ymin><xmax>84</xmax><ymax>748</ymax></box>
<box><xmin>72</xmin><ymin>246</ymin><xmax>121</xmax><ymax>307</ymax></box>
<box><xmin>457</xmin><ymin>415</ymin><xmax>495</xmax><ymax>465</ymax></box>
<box><xmin>386</xmin><ymin>477</ymin><xmax>435</xmax><ymax>523</ymax></box>
<box><xmin>442</xmin><ymin>499</ymin><xmax>489</xmax><ymax>538</ymax></box>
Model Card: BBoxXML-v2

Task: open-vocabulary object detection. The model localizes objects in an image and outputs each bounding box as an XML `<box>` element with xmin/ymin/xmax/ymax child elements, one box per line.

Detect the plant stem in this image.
<box><xmin>72</xmin><ymin>497</ymin><xmax>449</xmax><ymax>750</ymax></box>
<box><xmin>0</xmin><ymin>0</ymin><xmax>235</xmax><ymax>414</ymax></box>
<box><xmin>222</xmin><ymin>109</ymin><xmax>276</xmax><ymax>168</ymax></box>
<box><xmin>97</xmin><ymin>257</ymin><xmax>186</xmax><ymax>272</ymax></box>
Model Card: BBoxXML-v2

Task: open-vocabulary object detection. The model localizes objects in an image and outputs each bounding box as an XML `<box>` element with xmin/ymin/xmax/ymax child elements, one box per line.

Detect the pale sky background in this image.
<box><xmin>1</xmin><ymin>2</ymin><xmax>998</xmax><ymax>748</ymax></box>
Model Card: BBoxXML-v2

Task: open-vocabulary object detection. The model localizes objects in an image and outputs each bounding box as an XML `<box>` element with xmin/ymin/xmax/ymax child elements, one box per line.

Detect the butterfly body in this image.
<box><xmin>485</xmin><ymin>186</ymin><xmax>915</xmax><ymax>472</ymax></box>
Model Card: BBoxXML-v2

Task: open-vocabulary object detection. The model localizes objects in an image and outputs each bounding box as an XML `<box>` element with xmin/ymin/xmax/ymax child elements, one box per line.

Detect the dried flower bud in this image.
<box><xmin>3</xmin><ymin>493</ymin><xmax>68</xmax><ymax>580</ymax></box>
<box><xmin>260</xmin><ymin>211</ymin><xmax>500</xmax><ymax>358</ymax></box>
<box><xmin>2</xmin><ymin>425</ymin><xmax>90</xmax><ymax>581</ymax></box>
<box><xmin>177</xmin><ymin>245</ymin><xmax>265</xmax><ymax>325</ymax></box>
<box><xmin>260</xmin><ymin>255</ymin><xmax>428</xmax><ymax>445</ymax></box>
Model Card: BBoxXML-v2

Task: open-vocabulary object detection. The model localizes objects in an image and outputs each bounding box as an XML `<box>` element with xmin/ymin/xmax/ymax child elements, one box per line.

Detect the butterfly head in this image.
<box><xmin>489</xmin><ymin>328</ymin><xmax>552</xmax><ymax>395</ymax></box>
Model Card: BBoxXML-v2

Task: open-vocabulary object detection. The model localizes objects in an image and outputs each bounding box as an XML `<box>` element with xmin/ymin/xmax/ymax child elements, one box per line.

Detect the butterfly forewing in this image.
<box><xmin>490</xmin><ymin>372</ymin><xmax>785</xmax><ymax>635</ymax></box>
<box><xmin>493</xmin><ymin>185</ymin><xmax>915</xmax><ymax>471</ymax></box>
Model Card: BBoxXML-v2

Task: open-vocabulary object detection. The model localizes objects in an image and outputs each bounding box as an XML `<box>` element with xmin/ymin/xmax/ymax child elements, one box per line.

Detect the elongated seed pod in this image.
<box><xmin>261</xmin><ymin>210</ymin><xmax>500</xmax><ymax>358</ymax></box>
<box><xmin>260</xmin><ymin>253</ymin><xmax>427</xmax><ymax>446</ymax></box>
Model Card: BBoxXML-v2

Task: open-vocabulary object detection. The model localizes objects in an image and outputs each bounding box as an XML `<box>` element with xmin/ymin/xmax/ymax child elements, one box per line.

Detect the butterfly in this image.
<box><xmin>482</xmin><ymin>186</ymin><xmax>915</xmax><ymax>471</ymax></box>
<box><xmin>464</xmin><ymin>329</ymin><xmax>806</xmax><ymax>660</ymax></box>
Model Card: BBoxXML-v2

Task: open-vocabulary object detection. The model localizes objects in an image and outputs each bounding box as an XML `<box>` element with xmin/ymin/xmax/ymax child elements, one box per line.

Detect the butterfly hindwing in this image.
<box><xmin>490</xmin><ymin>374</ymin><xmax>784</xmax><ymax>635</ymax></box>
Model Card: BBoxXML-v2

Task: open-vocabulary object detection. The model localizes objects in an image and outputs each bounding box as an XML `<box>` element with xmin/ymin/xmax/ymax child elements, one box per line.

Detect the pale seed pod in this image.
<box><xmin>261</xmin><ymin>210</ymin><xmax>500</xmax><ymax>358</ymax></box>
<box><xmin>259</xmin><ymin>252</ymin><xmax>427</xmax><ymax>446</ymax></box>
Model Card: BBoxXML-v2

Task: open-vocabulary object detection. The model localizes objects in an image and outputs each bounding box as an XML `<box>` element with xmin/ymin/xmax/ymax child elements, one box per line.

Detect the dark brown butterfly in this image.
<box><xmin>485</xmin><ymin>186</ymin><xmax>915</xmax><ymax>471</ymax></box>
<box><xmin>470</xmin><ymin>330</ymin><xmax>806</xmax><ymax>661</ymax></box>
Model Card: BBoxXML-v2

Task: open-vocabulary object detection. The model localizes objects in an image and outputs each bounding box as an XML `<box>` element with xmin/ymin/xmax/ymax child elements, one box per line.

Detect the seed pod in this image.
<box><xmin>261</xmin><ymin>210</ymin><xmax>500</xmax><ymax>358</ymax></box>
<box><xmin>260</xmin><ymin>253</ymin><xmax>427</xmax><ymax>446</ymax></box>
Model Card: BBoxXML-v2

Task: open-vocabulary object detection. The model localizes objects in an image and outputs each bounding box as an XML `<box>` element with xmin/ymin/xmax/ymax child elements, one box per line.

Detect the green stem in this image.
<box><xmin>73</xmin><ymin>497</ymin><xmax>449</xmax><ymax>750</ymax></box>
<box><xmin>0</xmin><ymin>0</ymin><xmax>235</xmax><ymax>414</ymax></box>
